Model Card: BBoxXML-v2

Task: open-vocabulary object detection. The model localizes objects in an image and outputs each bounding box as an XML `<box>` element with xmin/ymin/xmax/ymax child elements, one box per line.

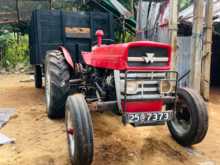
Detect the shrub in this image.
<box><xmin>0</xmin><ymin>33</ymin><xmax>29</xmax><ymax>69</ymax></box>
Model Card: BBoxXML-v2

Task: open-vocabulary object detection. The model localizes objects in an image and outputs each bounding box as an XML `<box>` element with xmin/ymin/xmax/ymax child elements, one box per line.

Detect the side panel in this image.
<box><xmin>82</xmin><ymin>44</ymin><xmax>128</xmax><ymax>70</ymax></box>
<box><xmin>29</xmin><ymin>10</ymin><xmax>114</xmax><ymax>65</ymax></box>
<box><xmin>30</xmin><ymin>10</ymin><xmax>62</xmax><ymax>65</ymax></box>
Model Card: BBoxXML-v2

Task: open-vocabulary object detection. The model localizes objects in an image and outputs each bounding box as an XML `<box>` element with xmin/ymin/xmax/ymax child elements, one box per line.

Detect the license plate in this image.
<box><xmin>126</xmin><ymin>111</ymin><xmax>173</xmax><ymax>124</ymax></box>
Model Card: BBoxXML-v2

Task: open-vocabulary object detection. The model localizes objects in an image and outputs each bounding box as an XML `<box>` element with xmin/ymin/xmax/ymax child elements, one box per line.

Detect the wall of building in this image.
<box><xmin>211</xmin><ymin>33</ymin><xmax>220</xmax><ymax>86</ymax></box>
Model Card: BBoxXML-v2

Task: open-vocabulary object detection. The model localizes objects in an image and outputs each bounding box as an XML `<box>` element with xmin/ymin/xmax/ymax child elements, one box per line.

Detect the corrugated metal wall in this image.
<box><xmin>157</xmin><ymin>27</ymin><xmax>170</xmax><ymax>43</ymax></box>
<box><xmin>176</xmin><ymin>37</ymin><xmax>191</xmax><ymax>87</ymax></box>
<box><xmin>157</xmin><ymin>27</ymin><xmax>192</xmax><ymax>87</ymax></box>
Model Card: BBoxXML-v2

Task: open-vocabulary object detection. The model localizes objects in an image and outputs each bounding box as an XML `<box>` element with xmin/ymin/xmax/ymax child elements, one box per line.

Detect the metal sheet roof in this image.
<box><xmin>179</xmin><ymin>0</ymin><xmax>220</xmax><ymax>22</ymax></box>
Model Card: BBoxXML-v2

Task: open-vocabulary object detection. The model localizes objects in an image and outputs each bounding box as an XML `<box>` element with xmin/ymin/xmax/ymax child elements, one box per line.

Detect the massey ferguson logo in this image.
<box><xmin>144</xmin><ymin>53</ymin><xmax>155</xmax><ymax>64</ymax></box>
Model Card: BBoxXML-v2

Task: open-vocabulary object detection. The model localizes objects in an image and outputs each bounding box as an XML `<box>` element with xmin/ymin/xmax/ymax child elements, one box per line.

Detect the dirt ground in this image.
<box><xmin>0</xmin><ymin>74</ymin><xmax>219</xmax><ymax>165</ymax></box>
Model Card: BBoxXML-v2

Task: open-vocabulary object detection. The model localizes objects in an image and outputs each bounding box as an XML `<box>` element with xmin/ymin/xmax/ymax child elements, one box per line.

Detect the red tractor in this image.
<box><xmin>44</xmin><ymin>29</ymin><xmax>208</xmax><ymax>165</ymax></box>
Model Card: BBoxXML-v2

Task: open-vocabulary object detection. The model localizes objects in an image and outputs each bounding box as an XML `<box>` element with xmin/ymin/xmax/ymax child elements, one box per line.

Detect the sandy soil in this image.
<box><xmin>0</xmin><ymin>74</ymin><xmax>219</xmax><ymax>165</ymax></box>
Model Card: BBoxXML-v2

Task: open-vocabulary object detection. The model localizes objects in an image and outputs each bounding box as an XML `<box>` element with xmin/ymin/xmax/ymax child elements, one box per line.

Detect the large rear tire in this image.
<box><xmin>34</xmin><ymin>65</ymin><xmax>42</xmax><ymax>88</ymax></box>
<box><xmin>65</xmin><ymin>94</ymin><xmax>94</xmax><ymax>165</ymax></box>
<box><xmin>167</xmin><ymin>88</ymin><xmax>208</xmax><ymax>146</ymax></box>
<box><xmin>45</xmin><ymin>50</ymin><xmax>70</xmax><ymax>118</ymax></box>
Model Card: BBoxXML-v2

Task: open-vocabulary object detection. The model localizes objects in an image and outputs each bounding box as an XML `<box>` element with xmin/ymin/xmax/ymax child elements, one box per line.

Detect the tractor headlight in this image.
<box><xmin>120</xmin><ymin>80</ymin><xmax>138</xmax><ymax>95</ymax></box>
<box><xmin>159</xmin><ymin>80</ymin><xmax>175</xmax><ymax>94</ymax></box>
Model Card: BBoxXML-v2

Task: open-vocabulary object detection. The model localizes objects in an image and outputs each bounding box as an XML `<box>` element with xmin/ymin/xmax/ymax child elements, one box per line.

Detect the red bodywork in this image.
<box><xmin>122</xmin><ymin>100</ymin><xmax>164</xmax><ymax>112</ymax></box>
<box><xmin>59</xmin><ymin>46</ymin><xmax>74</xmax><ymax>69</ymax></box>
<box><xmin>82</xmin><ymin>41</ymin><xmax>172</xmax><ymax>71</ymax></box>
<box><xmin>81</xmin><ymin>40</ymin><xmax>172</xmax><ymax>113</ymax></box>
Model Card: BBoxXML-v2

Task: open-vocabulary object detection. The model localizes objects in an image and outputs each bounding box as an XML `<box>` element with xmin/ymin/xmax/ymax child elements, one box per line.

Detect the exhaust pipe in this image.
<box><xmin>88</xmin><ymin>101</ymin><xmax>117</xmax><ymax>112</ymax></box>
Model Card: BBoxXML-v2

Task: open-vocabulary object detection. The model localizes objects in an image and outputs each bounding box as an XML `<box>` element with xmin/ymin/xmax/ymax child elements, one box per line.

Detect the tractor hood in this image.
<box><xmin>81</xmin><ymin>41</ymin><xmax>172</xmax><ymax>71</ymax></box>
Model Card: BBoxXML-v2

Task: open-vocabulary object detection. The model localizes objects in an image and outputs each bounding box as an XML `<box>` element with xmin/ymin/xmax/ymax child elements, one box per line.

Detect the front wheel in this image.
<box><xmin>167</xmin><ymin>88</ymin><xmax>208</xmax><ymax>146</ymax></box>
<box><xmin>65</xmin><ymin>94</ymin><xmax>94</xmax><ymax>165</ymax></box>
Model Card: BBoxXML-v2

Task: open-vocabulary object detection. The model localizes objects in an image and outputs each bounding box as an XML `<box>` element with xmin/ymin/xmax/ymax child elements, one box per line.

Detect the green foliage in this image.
<box><xmin>118</xmin><ymin>0</ymin><xmax>134</xmax><ymax>11</ymax></box>
<box><xmin>0</xmin><ymin>23</ymin><xmax>28</xmax><ymax>36</ymax></box>
<box><xmin>52</xmin><ymin>0</ymin><xmax>78</xmax><ymax>11</ymax></box>
<box><xmin>179</xmin><ymin>0</ymin><xmax>192</xmax><ymax>10</ymax></box>
<box><xmin>0</xmin><ymin>33</ymin><xmax>29</xmax><ymax>68</ymax></box>
<box><xmin>115</xmin><ymin>31</ymin><xmax>135</xmax><ymax>43</ymax></box>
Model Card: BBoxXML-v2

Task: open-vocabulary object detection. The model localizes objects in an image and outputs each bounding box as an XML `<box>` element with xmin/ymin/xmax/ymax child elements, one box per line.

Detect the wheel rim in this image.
<box><xmin>171</xmin><ymin>97</ymin><xmax>192</xmax><ymax>136</ymax></box>
<box><xmin>66</xmin><ymin>110</ymin><xmax>75</xmax><ymax>157</ymax></box>
<box><xmin>45</xmin><ymin>66</ymin><xmax>51</xmax><ymax>110</ymax></box>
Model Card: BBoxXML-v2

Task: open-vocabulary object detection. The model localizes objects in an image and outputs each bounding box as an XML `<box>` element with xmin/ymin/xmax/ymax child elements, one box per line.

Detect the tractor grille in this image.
<box><xmin>119</xmin><ymin>71</ymin><xmax>177</xmax><ymax>100</ymax></box>
<box><xmin>120</xmin><ymin>72</ymin><xmax>162</xmax><ymax>100</ymax></box>
<box><xmin>128</xmin><ymin>47</ymin><xmax>169</xmax><ymax>67</ymax></box>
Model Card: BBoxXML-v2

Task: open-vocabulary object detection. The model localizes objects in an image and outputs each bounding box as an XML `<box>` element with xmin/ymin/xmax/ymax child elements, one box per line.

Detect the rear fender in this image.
<box><xmin>58</xmin><ymin>46</ymin><xmax>74</xmax><ymax>69</ymax></box>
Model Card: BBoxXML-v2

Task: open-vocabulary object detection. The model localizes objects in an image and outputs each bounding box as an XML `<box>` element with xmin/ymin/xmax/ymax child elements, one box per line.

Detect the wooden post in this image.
<box><xmin>16</xmin><ymin>0</ymin><xmax>20</xmax><ymax>22</ymax></box>
<box><xmin>49</xmin><ymin>0</ymin><xmax>52</xmax><ymax>10</ymax></box>
<box><xmin>201</xmin><ymin>0</ymin><xmax>213</xmax><ymax>101</ymax></box>
<box><xmin>190</xmin><ymin>0</ymin><xmax>204</xmax><ymax>93</ymax></box>
<box><xmin>169</xmin><ymin>0</ymin><xmax>178</xmax><ymax>70</ymax></box>
<box><xmin>136</xmin><ymin>0</ymin><xmax>143</xmax><ymax>40</ymax></box>
<box><xmin>130</xmin><ymin>0</ymin><xmax>134</xmax><ymax>16</ymax></box>
<box><xmin>0</xmin><ymin>46</ymin><xmax>3</xmax><ymax>61</ymax></box>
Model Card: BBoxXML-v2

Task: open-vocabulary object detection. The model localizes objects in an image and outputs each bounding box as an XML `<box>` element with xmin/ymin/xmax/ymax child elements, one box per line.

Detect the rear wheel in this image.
<box><xmin>34</xmin><ymin>65</ymin><xmax>42</xmax><ymax>88</ymax></box>
<box><xmin>167</xmin><ymin>88</ymin><xmax>208</xmax><ymax>146</ymax></box>
<box><xmin>45</xmin><ymin>50</ymin><xmax>70</xmax><ymax>118</ymax></box>
<box><xmin>65</xmin><ymin>94</ymin><xmax>94</xmax><ymax>165</ymax></box>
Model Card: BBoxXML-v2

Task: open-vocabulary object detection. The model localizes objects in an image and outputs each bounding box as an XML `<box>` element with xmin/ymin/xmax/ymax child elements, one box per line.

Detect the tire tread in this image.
<box><xmin>167</xmin><ymin>87</ymin><xmax>208</xmax><ymax>146</ymax></box>
<box><xmin>45</xmin><ymin>50</ymin><xmax>70</xmax><ymax>118</ymax></box>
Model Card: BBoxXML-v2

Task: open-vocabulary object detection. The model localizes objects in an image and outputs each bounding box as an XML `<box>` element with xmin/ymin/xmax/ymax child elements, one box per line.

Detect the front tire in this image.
<box><xmin>167</xmin><ymin>88</ymin><xmax>208</xmax><ymax>146</ymax></box>
<box><xmin>45</xmin><ymin>50</ymin><xmax>70</xmax><ymax>118</ymax></box>
<box><xmin>65</xmin><ymin>94</ymin><xmax>94</xmax><ymax>165</ymax></box>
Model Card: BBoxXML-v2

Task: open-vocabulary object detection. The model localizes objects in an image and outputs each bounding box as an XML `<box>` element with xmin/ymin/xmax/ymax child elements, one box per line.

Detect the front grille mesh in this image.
<box><xmin>128</xmin><ymin>47</ymin><xmax>169</xmax><ymax>67</ymax></box>
<box><xmin>120</xmin><ymin>72</ymin><xmax>163</xmax><ymax>100</ymax></box>
<box><xmin>119</xmin><ymin>71</ymin><xmax>176</xmax><ymax>100</ymax></box>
